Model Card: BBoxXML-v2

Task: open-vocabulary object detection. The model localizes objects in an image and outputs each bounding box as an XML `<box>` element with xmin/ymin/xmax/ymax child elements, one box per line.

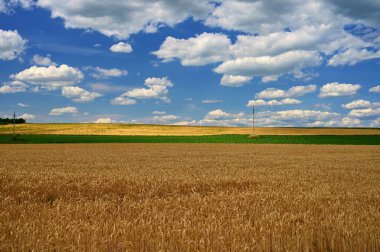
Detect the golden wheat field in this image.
<box><xmin>1</xmin><ymin>143</ymin><xmax>379</xmax><ymax>251</ymax></box>
<box><xmin>0</xmin><ymin>123</ymin><xmax>379</xmax><ymax>136</ymax></box>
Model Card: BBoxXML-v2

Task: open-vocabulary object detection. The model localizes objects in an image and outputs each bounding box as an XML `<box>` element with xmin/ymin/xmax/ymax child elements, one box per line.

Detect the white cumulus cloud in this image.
<box><xmin>220</xmin><ymin>75</ymin><xmax>252</xmax><ymax>87</ymax></box>
<box><xmin>328</xmin><ymin>48</ymin><xmax>380</xmax><ymax>66</ymax></box>
<box><xmin>19</xmin><ymin>113</ymin><xmax>35</xmax><ymax>121</ymax></box>
<box><xmin>49</xmin><ymin>106</ymin><xmax>78</xmax><ymax>116</ymax></box>
<box><xmin>342</xmin><ymin>99</ymin><xmax>372</xmax><ymax>109</ymax></box>
<box><xmin>214</xmin><ymin>50</ymin><xmax>322</xmax><ymax>83</ymax></box>
<box><xmin>349</xmin><ymin>107</ymin><xmax>380</xmax><ymax>118</ymax></box>
<box><xmin>32</xmin><ymin>54</ymin><xmax>56</xmax><ymax>66</ymax></box>
<box><xmin>152</xmin><ymin>111</ymin><xmax>166</xmax><ymax>115</ymax></box>
<box><xmin>36</xmin><ymin>0</ymin><xmax>212</xmax><ymax>39</ymax></box>
<box><xmin>0</xmin><ymin>81</ymin><xmax>28</xmax><ymax>93</ymax></box>
<box><xmin>94</xmin><ymin>118</ymin><xmax>112</xmax><ymax>123</ymax></box>
<box><xmin>0</xmin><ymin>29</ymin><xmax>26</xmax><ymax>60</ymax></box>
<box><xmin>153</xmin><ymin>33</ymin><xmax>231</xmax><ymax>66</ymax></box>
<box><xmin>62</xmin><ymin>86</ymin><xmax>102</xmax><ymax>103</ymax></box>
<box><xmin>110</xmin><ymin>96</ymin><xmax>136</xmax><ymax>106</ymax></box>
<box><xmin>85</xmin><ymin>66</ymin><xmax>128</xmax><ymax>79</ymax></box>
<box><xmin>258</xmin><ymin>109</ymin><xmax>340</xmax><ymax>125</ymax></box>
<box><xmin>149</xmin><ymin>1</ymin><xmax>380</xmax><ymax>85</ymax></box>
<box><xmin>319</xmin><ymin>82</ymin><xmax>361</xmax><ymax>98</ymax></box>
<box><xmin>247</xmin><ymin>98</ymin><xmax>302</xmax><ymax>107</ymax></box>
<box><xmin>112</xmin><ymin>77</ymin><xmax>173</xmax><ymax>105</ymax></box>
<box><xmin>230</xmin><ymin>25</ymin><xmax>331</xmax><ymax>58</ymax></box>
<box><xmin>0</xmin><ymin>0</ymin><xmax>33</xmax><ymax>13</ymax></box>
<box><xmin>11</xmin><ymin>64</ymin><xmax>84</xmax><ymax>90</ymax></box>
<box><xmin>152</xmin><ymin>114</ymin><xmax>178</xmax><ymax>123</ymax></box>
<box><xmin>204</xmin><ymin>109</ymin><xmax>244</xmax><ymax>120</ymax></box>
<box><xmin>369</xmin><ymin>85</ymin><xmax>380</xmax><ymax>93</ymax></box>
<box><xmin>205</xmin><ymin>0</ymin><xmax>335</xmax><ymax>35</ymax></box>
<box><xmin>256</xmin><ymin>84</ymin><xmax>317</xmax><ymax>99</ymax></box>
<box><xmin>110</xmin><ymin>42</ymin><xmax>133</xmax><ymax>53</ymax></box>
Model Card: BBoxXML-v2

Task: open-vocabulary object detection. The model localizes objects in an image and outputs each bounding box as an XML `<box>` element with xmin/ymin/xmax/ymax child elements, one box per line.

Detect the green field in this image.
<box><xmin>1</xmin><ymin>134</ymin><xmax>380</xmax><ymax>145</ymax></box>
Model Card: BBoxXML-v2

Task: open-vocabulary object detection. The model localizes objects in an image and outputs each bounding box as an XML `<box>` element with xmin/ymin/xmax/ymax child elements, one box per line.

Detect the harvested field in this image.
<box><xmin>0</xmin><ymin>123</ymin><xmax>379</xmax><ymax>136</ymax></box>
<box><xmin>1</xmin><ymin>144</ymin><xmax>379</xmax><ymax>251</ymax></box>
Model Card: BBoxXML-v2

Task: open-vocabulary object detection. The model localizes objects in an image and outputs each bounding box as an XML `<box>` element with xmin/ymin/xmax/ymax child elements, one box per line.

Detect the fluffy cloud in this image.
<box><xmin>153</xmin><ymin>33</ymin><xmax>231</xmax><ymax>66</ymax></box>
<box><xmin>19</xmin><ymin>113</ymin><xmax>35</xmax><ymax>121</ymax></box>
<box><xmin>110</xmin><ymin>96</ymin><xmax>136</xmax><ymax>106</ymax></box>
<box><xmin>113</xmin><ymin>77</ymin><xmax>173</xmax><ymax>105</ymax></box>
<box><xmin>152</xmin><ymin>114</ymin><xmax>178</xmax><ymax>123</ymax></box>
<box><xmin>204</xmin><ymin>109</ymin><xmax>244</xmax><ymax>120</ymax></box>
<box><xmin>341</xmin><ymin>117</ymin><xmax>362</xmax><ymax>127</ymax></box>
<box><xmin>0</xmin><ymin>81</ymin><xmax>28</xmax><ymax>93</ymax></box>
<box><xmin>230</xmin><ymin>25</ymin><xmax>331</xmax><ymax>58</ymax></box>
<box><xmin>17</xmin><ymin>102</ymin><xmax>29</xmax><ymax>107</ymax></box>
<box><xmin>37</xmin><ymin>0</ymin><xmax>212</xmax><ymax>39</ymax></box>
<box><xmin>109</xmin><ymin>42</ymin><xmax>133</xmax><ymax>53</ymax></box>
<box><xmin>307</xmin><ymin>117</ymin><xmax>362</xmax><ymax>127</ymax></box>
<box><xmin>126</xmin><ymin>78</ymin><xmax>173</xmax><ymax>101</ymax></box>
<box><xmin>214</xmin><ymin>50</ymin><xmax>322</xmax><ymax>83</ymax></box>
<box><xmin>342</xmin><ymin>99</ymin><xmax>372</xmax><ymax>109</ymax></box>
<box><xmin>319</xmin><ymin>82</ymin><xmax>361</xmax><ymax>97</ymax></box>
<box><xmin>62</xmin><ymin>86</ymin><xmax>102</xmax><ymax>103</ymax></box>
<box><xmin>0</xmin><ymin>29</ymin><xmax>26</xmax><ymax>60</ymax></box>
<box><xmin>177</xmin><ymin>106</ymin><xmax>379</xmax><ymax>127</ymax></box>
<box><xmin>174</xmin><ymin>107</ymin><xmax>373</xmax><ymax>127</ymax></box>
<box><xmin>149</xmin><ymin>0</ymin><xmax>380</xmax><ymax>84</ymax></box>
<box><xmin>256</xmin><ymin>110</ymin><xmax>340</xmax><ymax>126</ymax></box>
<box><xmin>199</xmin><ymin>110</ymin><xmax>250</xmax><ymax>127</ymax></box>
<box><xmin>94</xmin><ymin>118</ymin><xmax>112</xmax><ymax>123</ymax></box>
<box><xmin>49</xmin><ymin>106</ymin><xmax>78</xmax><ymax>116</ymax></box>
<box><xmin>349</xmin><ymin>107</ymin><xmax>380</xmax><ymax>118</ymax></box>
<box><xmin>205</xmin><ymin>0</ymin><xmax>337</xmax><ymax>35</ymax></box>
<box><xmin>196</xmin><ymin>108</ymin><xmax>339</xmax><ymax>127</ymax></box>
<box><xmin>247</xmin><ymin>98</ymin><xmax>302</xmax><ymax>107</ymax></box>
<box><xmin>152</xmin><ymin>111</ymin><xmax>166</xmax><ymax>115</ymax></box>
<box><xmin>34</xmin><ymin>0</ymin><xmax>380</xmax><ymax>80</ymax></box>
<box><xmin>256</xmin><ymin>85</ymin><xmax>317</xmax><ymax>99</ymax></box>
<box><xmin>32</xmin><ymin>54</ymin><xmax>56</xmax><ymax>66</ymax></box>
<box><xmin>0</xmin><ymin>0</ymin><xmax>33</xmax><ymax>13</ymax></box>
<box><xmin>154</xmin><ymin>31</ymin><xmax>325</xmax><ymax>84</ymax></box>
<box><xmin>328</xmin><ymin>48</ymin><xmax>380</xmax><ymax>66</ymax></box>
<box><xmin>11</xmin><ymin>64</ymin><xmax>84</xmax><ymax>90</ymax></box>
<box><xmin>369</xmin><ymin>85</ymin><xmax>380</xmax><ymax>93</ymax></box>
<box><xmin>220</xmin><ymin>75</ymin><xmax>252</xmax><ymax>87</ymax></box>
<box><xmin>85</xmin><ymin>66</ymin><xmax>128</xmax><ymax>79</ymax></box>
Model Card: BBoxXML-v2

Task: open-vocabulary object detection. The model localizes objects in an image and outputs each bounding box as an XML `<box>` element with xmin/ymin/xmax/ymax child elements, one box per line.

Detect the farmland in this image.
<box><xmin>0</xmin><ymin>123</ymin><xmax>379</xmax><ymax>136</ymax></box>
<box><xmin>1</xmin><ymin>134</ymin><xmax>380</xmax><ymax>145</ymax></box>
<box><xmin>1</xmin><ymin>143</ymin><xmax>379</xmax><ymax>251</ymax></box>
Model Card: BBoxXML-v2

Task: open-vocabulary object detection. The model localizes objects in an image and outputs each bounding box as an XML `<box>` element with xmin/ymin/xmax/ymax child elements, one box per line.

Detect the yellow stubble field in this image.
<box><xmin>1</xmin><ymin>143</ymin><xmax>379</xmax><ymax>251</ymax></box>
<box><xmin>0</xmin><ymin>123</ymin><xmax>379</xmax><ymax>135</ymax></box>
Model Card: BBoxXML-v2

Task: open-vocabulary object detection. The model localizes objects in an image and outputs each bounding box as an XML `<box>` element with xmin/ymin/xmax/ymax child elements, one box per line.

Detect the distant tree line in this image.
<box><xmin>0</xmin><ymin>118</ymin><xmax>26</xmax><ymax>125</ymax></box>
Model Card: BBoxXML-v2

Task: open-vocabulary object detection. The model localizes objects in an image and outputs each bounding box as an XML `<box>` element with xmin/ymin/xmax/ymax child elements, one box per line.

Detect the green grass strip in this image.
<box><xmin>0</xmin><ymin>134</ymin><xmax>380</xmax><ymax>145</ymax></box>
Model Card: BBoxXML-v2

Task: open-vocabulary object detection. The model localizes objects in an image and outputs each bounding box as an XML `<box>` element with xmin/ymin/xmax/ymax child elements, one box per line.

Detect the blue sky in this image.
<box><xmin>0</xmin><ymin>0</ymin><xmax>379</xmax><ymax>127</ymax></box>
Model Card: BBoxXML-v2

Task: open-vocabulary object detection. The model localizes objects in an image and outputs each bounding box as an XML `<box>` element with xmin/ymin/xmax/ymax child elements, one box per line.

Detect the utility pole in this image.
<box><xmin>13</xmin><ymin>111</ymin><xmax>16</xmax><ymax>140</ymax></box>
<box><xmin>252</xmin><ymin>104</ymin><xmax>256</xmax><ymax>137</ymax></box>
